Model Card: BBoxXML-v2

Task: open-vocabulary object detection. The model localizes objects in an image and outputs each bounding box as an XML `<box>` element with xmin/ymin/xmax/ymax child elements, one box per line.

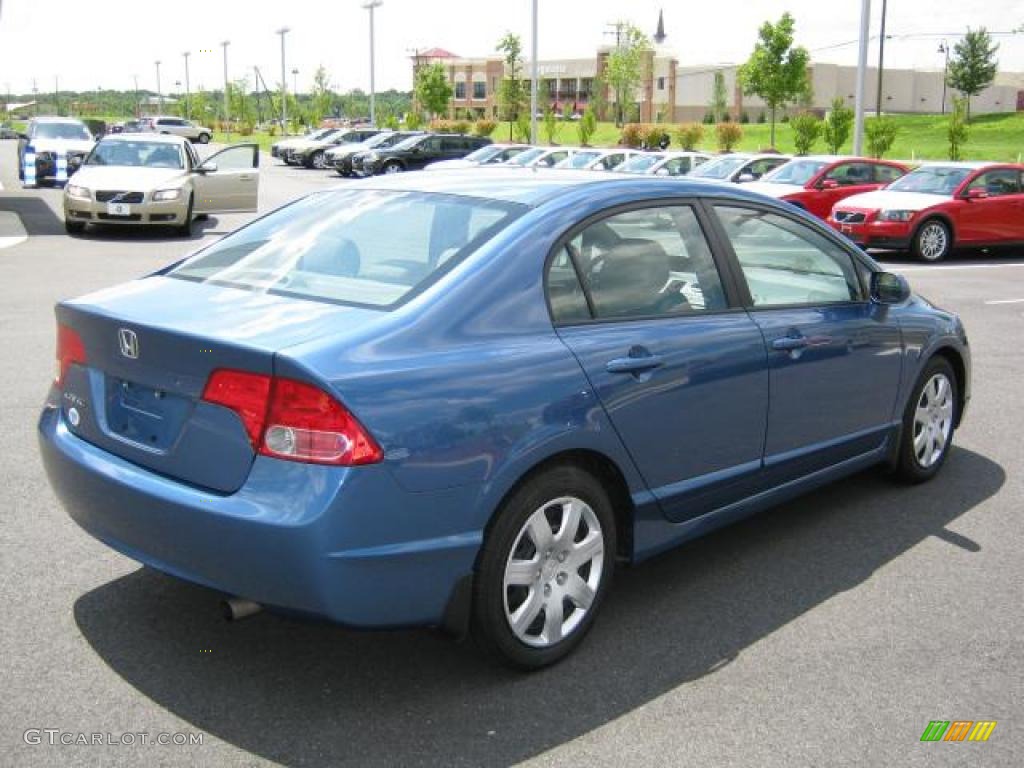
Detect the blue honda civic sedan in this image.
<box><xmin>39</xmin><ymin>169</ymin><xmax>970</xmax><ymax>668</ymax></box>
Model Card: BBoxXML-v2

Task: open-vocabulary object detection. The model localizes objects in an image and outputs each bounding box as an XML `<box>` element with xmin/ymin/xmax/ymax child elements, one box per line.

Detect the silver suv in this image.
<box><xmin>142</xmin><ymin>116</ymin><xmax>213</xmax><ymax>144</ymax></box>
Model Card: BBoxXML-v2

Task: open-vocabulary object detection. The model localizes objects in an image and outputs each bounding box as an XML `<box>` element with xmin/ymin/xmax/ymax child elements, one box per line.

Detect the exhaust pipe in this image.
<box><xmin>222</xmin><ymin>597</ymin><xmax>262</xmax><ymax>621</ymax></box>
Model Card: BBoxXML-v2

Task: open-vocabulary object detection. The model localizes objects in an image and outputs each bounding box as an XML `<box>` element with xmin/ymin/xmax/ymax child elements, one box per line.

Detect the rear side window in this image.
<box><xmin>547</xmin><ymin>205</ymin><xmax>728</xmax><ymax>323</ymax></box>
<box><xmin>874</xmin><ymin>164</ymin><xmax>904</xmax><ymax>183</ymax></box>
<box><xmin>169</xmin><ymin>191</ymin><xmax>524</xmax><ymax>308</ymax></box>
<box><xmin>714</xmin><ymin>206</ymin><xmax>862</xmax><ymax>307</ymax></box>
<box><xmin>826</xmin><ymin>162</ymin><xmax>875</xmax><ymax>186</ymax></box>
<box><xmin>966</xmin><ymin>169</ymin><xmax>1021</xmax><ymax>196</ymax></box>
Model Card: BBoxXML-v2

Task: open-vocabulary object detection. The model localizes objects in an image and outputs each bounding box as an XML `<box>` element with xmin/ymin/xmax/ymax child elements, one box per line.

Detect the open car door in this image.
<box><xmin>192</xmin><ymin>144</ymin><xmax>259</xmax><ymax>213</ymax></box>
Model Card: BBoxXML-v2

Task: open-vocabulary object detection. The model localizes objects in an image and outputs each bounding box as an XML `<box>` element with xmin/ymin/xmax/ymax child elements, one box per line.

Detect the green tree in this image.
<box><xmin>738</xmin><ymin>12</ymin><xmax>811</xmax><ymax>147</ymax></box>
<box><xmin>606</xmin><ymin>23</ymin><xmax>650</xmax><ymax>127</ymax></box>
<box><xmin>577</xmin><ymin>105</ymin><xmax>597</xmax><ymax>146</ymax></box>
<box><xmin>822</xmin><ymin>96</ymin><xmax>854</xmax><ymax>153</ymax></box>
<box><xmin>946</xmin><ymin>28</ymin><xmax>999</xmax><ymax>120</ymax></box>
<box><xmin>542</xmin><ymin>104</ymin><xmax>562</xmax><ymax>144</ymax></box>
<box><xmin>790</xmin><ymin>113</ymin><xmax>822</xmax><ymax>155</ymax></box>
<box><xmin>589</xmin><ymin>73</ymin><xmax>607</xmax><ymax>121</ymax></box>
<box><xmin>709</xmin><ymin>70</ymin><xmax>728</xmax><ymax>123</ymax></box>
<box><xmin>864</xmin><ymin>116</ymin><xmax>897</xmax><ymax>158</ymax></box>
<box><xmin>947</xmin><ymin>97</ymin><xmax>970</xmax><ymax>160</ymax></box>
<box><xmin>414</xmin><ymin>62</ymin><xmax>452</xmax><ymax>119</ymax></box>
<box><xmin>496</xmin><ymin>32</ymin><xmax>526</xmax><ymax>140</ymax></box>
<box><xmin>310</xmin><ymin>65</ymin><xmax>334</xmax><ymax>124</ymax></box>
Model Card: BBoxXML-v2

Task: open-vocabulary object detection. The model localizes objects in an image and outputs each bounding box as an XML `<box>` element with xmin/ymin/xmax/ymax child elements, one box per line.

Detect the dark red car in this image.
<box><xmin>743</xmin><ymin>155</ymin><xmax>909</xmax><ymax>220</ymax></box>
<box><xmin>828</xmin><ymin>162</ymin><xmax>1024</xmax><ymax>261</ymax></box>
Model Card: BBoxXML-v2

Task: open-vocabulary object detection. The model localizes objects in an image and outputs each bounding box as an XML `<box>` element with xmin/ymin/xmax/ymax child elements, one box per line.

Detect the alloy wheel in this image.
<box><xmin>502</xmin><ymin>496</ymin><xmax>605</xmax><ymax>648</ymax></box>
<box><xmin>912</xmin><ymin>373</ymin><xmax>954</xmax><ymax>468</ymax></box>
<box><xmin>918</xmin><ymin>222</ymin><xmax>948</xmax><ymax>261</ymax></box>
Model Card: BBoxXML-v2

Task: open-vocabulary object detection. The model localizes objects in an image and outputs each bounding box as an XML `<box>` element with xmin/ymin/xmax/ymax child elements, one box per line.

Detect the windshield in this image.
<box><xmin>34</xmin><ymin>122</ymin><xmax>91</xmax><ymax>141</ymax></box>
<box><xmin>363</xmin><ymin>132</ymin><xmax>400</xmax><ymax>148</ymax></box>
<box><xmin>86</xmin><ymin>140</ymin><xmax>184</xmax><ymax>169</ymax></box>
<box><xmin>762</xmin><ymin>159</ymin><xmax>827</xmax><ymax>185</ymax></box>
<box><xmin>169</xmin><ymin>190</ymin><xmax>525</xmax><ymax>309</ymax></box>
<box><xmin>384</xmin><ymin>135</ymin><xmax>427</xmax><ymax>152</ymax></box>
<box><xmin>463</xmin><ymin>145</ymin><xmax>505</xmax><ymax>163</ymax></box>
<box><xmin>563</xmin><ymin>151</ymin><xmax>602</xmax><ymax>169</ymax></box>
<box><xmin>690</xmin><ymin>155</ymin><xmax>750</xmax><ymax>179</ymax></box>
<box><xmin>886</xmin><ymin>166</ymin><xmax>973</xmax><ymax>195</ymax></box>
<box><xmin>306</xmin><ymin>128</ymin><xmax>334</xmax><ymax>140</ymax></box>
<box><xmin>618</xmin><ymin>154</ymin><xmax>663</xmax><ymax>173</ymax></box>
<box><xmin>506</xmin><ymin>148</ymin><xmax>545</xmax><ymax>166</ymax></box>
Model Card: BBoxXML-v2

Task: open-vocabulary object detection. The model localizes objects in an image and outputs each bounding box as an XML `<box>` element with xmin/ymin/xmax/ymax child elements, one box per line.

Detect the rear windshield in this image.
<box><xmin>168</xmin><ymin>190</ymin><xmax>525</xmax><ymax>309</ymax></box>
<box><xmin>34</xmin><ymin>122</ymin><xmax>91</xmax><ymax>141</ymax></box>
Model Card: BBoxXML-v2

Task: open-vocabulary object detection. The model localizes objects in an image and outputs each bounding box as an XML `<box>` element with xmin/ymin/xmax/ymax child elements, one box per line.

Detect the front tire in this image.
<box><xmin>913</xmin><ymin>219</ymin><xmax>952</xmax><ymax>262</ymax></box>
<box><xmin>176</xmin><ymin>195</ymin><xmax>194</xmax><ymax>237</ymax></box>
<box><xmin>472</xmin><ymin>464</ymin><xmax>616</xmax><ymax>669</ymax></box>
<box><xmin>382</xmin><ymin>161</ymin><xmax>403</xmax><ymax>175</ymax></box>
<box><xmin>64</xmin><ymin>219</ymin><xmax>86</xmax><ymax>235</ymax></box>
<box><xmin>197</xmin><ymin>133</ymin><xmax>210</xmax><ymax>144</ymax></box>
<box><xmin>894</xmin><ymin>357</ymin><xmax>957</xmax><ymax>483</ymax></box>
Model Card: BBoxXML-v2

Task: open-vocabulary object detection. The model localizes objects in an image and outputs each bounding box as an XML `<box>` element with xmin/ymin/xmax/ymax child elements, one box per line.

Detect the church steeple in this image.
<box><xmin>654</xmin><ymin>9</ymin><xmax>666</xmax><ymax>44</ymax></box>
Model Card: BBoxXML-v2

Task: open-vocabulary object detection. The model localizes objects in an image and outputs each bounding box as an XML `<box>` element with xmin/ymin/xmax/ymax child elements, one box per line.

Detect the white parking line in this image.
<box><xmin>984</xmin><ymin>298</ymin><xmax>1024</xmax><ymax>305</ymax></box>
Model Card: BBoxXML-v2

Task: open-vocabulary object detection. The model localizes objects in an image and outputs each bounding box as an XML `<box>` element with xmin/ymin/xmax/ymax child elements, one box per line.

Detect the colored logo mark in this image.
<box><xmin>920</xmin><ymin>720</ymin><xmax>997</xmax><ymax>742</ymax></box>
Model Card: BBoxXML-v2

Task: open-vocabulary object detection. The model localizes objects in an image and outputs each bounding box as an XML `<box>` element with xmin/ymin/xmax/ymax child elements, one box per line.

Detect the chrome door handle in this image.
<box><xmin>772</xmin><ymin>336</ymin><xmax>808</xmax><ymax>351</ymax></box>
<box><xmin>606</xmin><ymin>354</ymin><xmax>664</xmax><ymax>374</ymax></box>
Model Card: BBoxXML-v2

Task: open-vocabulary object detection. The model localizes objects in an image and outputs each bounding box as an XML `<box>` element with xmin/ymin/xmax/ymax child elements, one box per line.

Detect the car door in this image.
<box><xmin>956</xmin><ymin>169</ymin><xmax>1023</xmax><ymax>243</ymax></box>
<box><xmin>192</xmin><ymin>144</ymin><xmax>260</xmax><ymax>213</ymax></box>
<box><xmin>408</xmin><ymin>137</ymin><xmax>442</xmax><ymax>169</ymax></box>
<box><xmin>549</xmin><ymin>202</ymin><xmax>769</xmax><ymax>523</ymax></box>
<box><xmin>811</xmin><ymin>162</ymin><xmax>880</xmax><ymax>218</ymax></box>
<box><xmin>709</xmin><ymin>203</ymin><xmax>903</xmax><ymax>481</ymax></box>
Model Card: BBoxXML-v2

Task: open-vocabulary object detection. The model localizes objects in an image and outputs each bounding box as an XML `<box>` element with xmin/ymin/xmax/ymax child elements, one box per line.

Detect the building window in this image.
<box><xmin>454</xmin><ymin>81</ymin><xmax>466</xmax><ymax>100</ymax></box>
<box><xmin>561</xmin><ymin>80</ymin><xmax>577</xmax><ymax>99</ymax></box>
<box><xmin>473</xmin><ymin>81</ymin><xmax>486</xmax><ymax>100</ymax></box>
<box><xmin>546</xmin><ymin>79</ymin><xmax>558</xmax><ymax>97</ymax></box>
<box><xmin>657</xmin><ymin>76</ymin><xmax>665</xmax><ymax>91</ymax></box>
<box><xmin>579</xmin><ymin>78</ymin><xmax>593</xmax><ymax>98</ymax></box>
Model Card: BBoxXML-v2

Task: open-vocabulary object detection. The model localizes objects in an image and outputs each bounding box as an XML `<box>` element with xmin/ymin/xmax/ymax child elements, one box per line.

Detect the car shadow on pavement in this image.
<box><xmin>0</xmin><ymin>196</ymin><xmax>65</xmax><ymax>237</ymax></box>
<box><xmin>73</xmin><ymin>447</ymin><xmax>1003</xmax><ymax>767</ymax></box>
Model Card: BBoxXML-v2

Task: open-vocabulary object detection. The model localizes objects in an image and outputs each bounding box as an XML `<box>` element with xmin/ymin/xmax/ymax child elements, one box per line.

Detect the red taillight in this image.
<box><xmin>55</xmin><ymin>325</ymin><xmax>87</xmax><ymax>387</ymax></box>
<box><xmin>201</xmin><ymin>370</ymin><xmax>272</xmax><ymax>448</ymax></box>
<box><xmin>200</xmin><ymin>369</ymin><xmax>383</xmax><ymax>466</ymax></box>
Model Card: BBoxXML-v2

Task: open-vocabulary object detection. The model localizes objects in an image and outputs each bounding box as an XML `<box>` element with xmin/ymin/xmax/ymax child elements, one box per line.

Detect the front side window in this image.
<box><xmin>170</xmin><ymin>191</ymin><xmax>524</xmax><ymax>309</ymax></box>
<box><xmin>715</xmin><ymin>206</ymin><xmax>862</xmax><ymax>307</ymax></box>
<box><xmin>547</xmin><ymin>205</ymin><xmax>728</xmax><ymax>322</ymax></box>
<box><xmin>966</xmin><ymin>169</ymin><xmax>1021</xmax><ymax>197</ymax></box>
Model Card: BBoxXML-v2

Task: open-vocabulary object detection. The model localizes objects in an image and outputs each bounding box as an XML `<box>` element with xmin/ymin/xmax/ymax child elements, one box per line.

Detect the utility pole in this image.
<box><xmin>53</xmin><ymin>75</ymin><xmax>58</xmax><ymax>116</ymax></box>
<box><xmin>530</xmin><ymin>0</ymin><xmax>538</xmax><ymax>143</ymax></box>
<box><xmin>276</xmin><ymin>27</ymin><xmax>290</xmax><ymax>131</ymax></box>
<box><xmin>362</xmin><ymin>1</ymin><xmax>382</xmax><ymax>126</ymax></box>
<box><xmin>221</xmin><ymin>40</ymin><xmax>231</xmax><ymax>131</ymax></box>
<box><xmin>938</xmin><ymin>40</ymin><xmax>950</xmax><ymax>114</ymax></box>
<box><xmin>875</xmin><ymin>0</ymin><xmax>888</xmax><ymax>116</ymax></box>
<box><xmin>155</xmin><ymin>60</ymin><xmax>162</xmax><ymax>113</ymax></box>
<box><xmin>133</xmin><ymin>75</ymin><xmax>139</xmax><ymax>117</ymax></box>
<box><xmin>183</xmin><ymin>51</ymin><xmax>191</xmax><ymax>120</ymax></box>
<box><xmin>852</xmin><ymin>0</ymin><xmax>871</xmax><ymax>156</ymax></box>
<box><xmin>292</xmin><ymin>68</ymin><xmax>299</xmax><ymax>97</ymax></box>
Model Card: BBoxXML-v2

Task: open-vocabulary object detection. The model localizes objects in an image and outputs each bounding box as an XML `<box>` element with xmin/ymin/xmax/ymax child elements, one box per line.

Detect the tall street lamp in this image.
<box><xmin>221</xmin><ymin>40</ymin><xmax>231</xmax><ymax>129</ymax></box>
<box><xmin>852</xmin><ymin>0</ymin><xmax>871</xmax><ymax>156</ymax></box>
<box><xmin>362</xmin><ymin>0</ymin><xmax>382</xmax><ymax>126</ymax></box>
<box><xmin>938</xmin><ymin>40</ymin><xmax>950</xmax><ymax>114</ymax></box>
<box><xmin>292</xmin><ymin>68</ymin><xmax>299</xmax><ymax>97</ymax></box>
<box><xmin>155</xmin><ymin>60</ymin><xmax>162</xmax><ymax>112</ymax></box>
<box><xmin>183</xmin><ymin>51</ymin><xmax>191</xmax><ymax>120</ymax></box>
<box><xmin>276</xmin><ymin>27</ymin><xmax>290</xmax><ymax>132</ymax></box>
<box><xmin>530</xmin><ymin>0</ymin><xmax>538</xmax><ymax>144</ymax></box>
<box><xmin>875</xmin><ymin>0</ymin><xmax>888</xmax><ymax>116</ymax></box>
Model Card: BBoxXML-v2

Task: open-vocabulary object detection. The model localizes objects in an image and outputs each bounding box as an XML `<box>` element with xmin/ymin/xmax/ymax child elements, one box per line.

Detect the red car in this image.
<box><xmin>828</xmin><ymin>162</ymin><xmax>1024</xmax><ymax>261</ymax></box>
<box><xmin>743</xmin><ymin>155</ymin><xmax>909</xmax><ymax>220</ymax></box>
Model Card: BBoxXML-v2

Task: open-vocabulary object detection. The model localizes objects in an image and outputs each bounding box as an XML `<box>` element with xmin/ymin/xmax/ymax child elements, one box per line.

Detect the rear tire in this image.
<box><xmin>176</xmin><ymin>195</ymin><xmax>194</xmax><ymax>237</ymax></box>
<box><xmin>472</xmin><ymin>464</ymin><xmax>616</xmax><ymax>669</ymax></box>
<box><xmin>382</xmin><ymin>161</ymin><xmax>403</xmax><ymax>175</ymax></box>
<box><xmin>912</xmin><ymin>219</ymin><xmax>951</xmax><ymax>262</ymax></box>
<box><xmin>197</xmin><ymin>133</ymin><xmax>211</xmax><ymax>144</ymax></box>
<box><xmin>894</xmin><ymin>357</ymin><xmax>958</xmax><ymax>483</ymax></box>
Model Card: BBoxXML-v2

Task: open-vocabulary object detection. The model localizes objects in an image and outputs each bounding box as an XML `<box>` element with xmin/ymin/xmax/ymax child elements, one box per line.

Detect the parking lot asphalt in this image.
<box><xmin>0</xmin><ymin>140</ymin><xmax>1021</xmax><ymax>768</ymax></box>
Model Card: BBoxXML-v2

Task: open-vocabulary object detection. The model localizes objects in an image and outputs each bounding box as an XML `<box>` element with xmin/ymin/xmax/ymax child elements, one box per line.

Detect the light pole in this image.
<box><xmin>183</xmin><ymin>51</ymin><xmax>191</xmax><ymax>120</ymax></box>
<box><xmin>532</xmin><ymin>0</ymin><xmax>540</xmax><ymax>144</ymax></box>
<box><xmin>875</xmin><ymin>0</ymin><xmax>887</xmax><ymax>116</ymax></box>
<box><xmin>221</xmin><ymin>40</ymin><xmax>231</xmax><ymax>130</ymax></box>
<box><xmin>133</xmin><ymin>75</ymin><xmax>139</xmax><ymax>117</ymax></box>
<box><xmin>362</xmin><ymin>1</ymin><xmax>382</xmax><ymax>126</ymax></box>
<box><xmin>292</xmin><ymin>68</ymin><xmax>299</xmax><ymax>97</ymax></box>
<box><xmin>175</xmin><ymin>81</ymin><xmax>182</xmax><ymax>115</ymax></box>
<box><xmin>852</xmin><ymin>0</ymin><xmax>871</xmax><ymax>156</ymax></box>
<box><xmin>938</xmin><ymin>40</ymin><xmax>950</xmax><ymax>114</ymax></box>
<box><xmin>276</xmin><ymin>27</ymin><xmax>290</xmax><ymax>132</ymax></box>
<box><xmin>155</xmin><ymin>60</ymin><xmax>162</xmax><ymax>113</ymax></box>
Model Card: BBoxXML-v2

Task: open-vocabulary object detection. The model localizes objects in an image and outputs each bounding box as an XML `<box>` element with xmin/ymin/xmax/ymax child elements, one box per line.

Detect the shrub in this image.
<box><xmin>404</xmin><ymin>110</ymin><xmax>423</xmax><ymax>130</ymax></box>
<box><xmin>675</xmin><ymin>122</ymin><xmax>705</xmax><ymax>151</ymax></box>
<box><xmin>822</xmin><ymin>97</ymin><xmax>854</xmax><ymax>154</ymax></box>
<box><xmin>947</xmin><ymin>97</ymin><xmax>969</xmax><ymax>160</ymax></box>
<box><xmin>266</xmin><ymin>123</ymin><xmax>278</xmax><ymax>137</ymax></box>
<box><xmin>715</xmin><ymin>122</ymin><xmax>744</xmax><ymax>152</ymax></box>
<box><xmin>577</xmin><ymin>106</ymin><xmax>597</xmax><ymax>146</ymax></box>
<box><xmin>620</xmin><ymin>123</ymin><xmax>645</xmax><ymax>148</ymax></box>
<box><xmin>702</xmin><ymin>111</ymin><xmax>716</xmax><ymax>125</ymax></box>
<box><xmin>429</xmin><ymin>118</ymin><xmax>453</xmax><ymax>133</ymax></box>
<box><xmin>451</xmin><ymin>120</ymin><xmax>471</xmax><ymax>135</ymax></box>
<box><xmin>643</xmin><ymin>124</ymin><xmax>671</xmax><ymax>149</ymax></box>
<box><xmin>474</xmin><ymin>119</ymin><xmax>497</xmax><ymax>137</ymax></box>
<box><xmin>790</xmin><ymin>113</ymin><xmax>822</xmax><ymax>155</ymax></box>
<box><xmin>237</xmin><ymin>122</ymin><xmax>254</xmax><ymax>136</ymax></box>
<box><xmin>383</xmin><ymin>115</ymin><xmax>400</xmax><ymax>130</ymax></box>
<box><xmin>513</xmin><ymin>111</ymin><xmax>531</xmax><ymax>143</ymax></box>
<box><xmin>542</xmin><ymin>105</ymin><xmax>562</xmax><ymax>145</ymax></box>
<box><xmin>865</xmin><ymin>116</ymin><xmax>897</xmax><ymax>158</ymax></box>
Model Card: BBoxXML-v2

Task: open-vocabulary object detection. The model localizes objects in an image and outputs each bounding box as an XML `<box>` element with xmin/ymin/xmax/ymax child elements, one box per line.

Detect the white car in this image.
<box><xmin>63</xmin><ymin>134</ymin><xmax>259</xmax><ymax>236</ymax></box>
<box><xmin>142</xmin><ymin>116</ymin><xmax>214</xmax><ymax>144</ymax></box>
<box><xmin>555</xmin><ymin>148</ymin><xmax>642</xmax><ymax>171</ymax></box>
<box><xmin>503</xmin><ymin>146</ymin><xmax>579</xmax><ymax>169</ymax></box>
<box><xmin>17</xmin><ymin>116</ymin><xmax>96</xmax><ymax>182</ymax></box>
<box><xmin>615</xmin><ymin>151</ymin><xmax>712</xmax><ymax>177</ymax></box>
<box><xmin>425</xmin><ymin>143</ymin><xmax>531</xmax><ymax>171</ymax></box>
<box><xmin>688</xmin><ymin>153</ymin><xmax>791</xmax><ymax>183</ymax></box>
<box><xmin>270</xmin><ymin>127</ymin><xmax>341</xmax><ymax>160</ymax></box>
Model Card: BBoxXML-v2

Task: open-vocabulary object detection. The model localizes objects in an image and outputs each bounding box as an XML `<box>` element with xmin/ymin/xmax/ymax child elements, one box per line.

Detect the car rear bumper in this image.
<box><xmin>827</xmin><ymin>216</ymin><xmax>912</xmax><ymax>250</ymax></box>
<box><xmin>39</xmin><ymin>406</ymin><xmax>482</xmax><ymax>627</ymax></box>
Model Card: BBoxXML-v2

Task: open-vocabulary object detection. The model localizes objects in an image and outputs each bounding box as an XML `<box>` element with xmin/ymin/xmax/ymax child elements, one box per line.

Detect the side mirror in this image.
<box><xmin>820</xmin><ymin>178</ymin><xmax>840</xmax><ymax>190</ymax></box>
<box><xmin>963</xmin><ymin>187</ymin><xmax>988</xmax><ymax>200</ymax></box>
<box><xmin>196</xmin><ymin>161</ymin><xmax>218</xmax><ymax>174</ymax></box>
<box><xmin>870</xmin><ymin>271</ymin><xmax>910</xmax><ymax>305</ymax></box>
<box><xmin>736</xmin><ymin>173</ymin><xmax>756</xmax><ymax>183</ymax></box>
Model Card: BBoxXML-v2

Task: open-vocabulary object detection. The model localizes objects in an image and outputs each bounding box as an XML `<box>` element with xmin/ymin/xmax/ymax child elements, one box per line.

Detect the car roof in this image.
<box><xmin>912</xmin><ymin>161</ymin><xmax>1002</xmax><ymax>170</ymax></box>
<box><xmin>31</xmin><ymin>115</ymin><xmax>88</xmax><ymax>125</ymax></box>
<box><xmin>331</xmin><ymin>167</ymin><xmax>789</xmax><ymax>207</ymax></box>
<box><xmin>100</xmin><ymin>132</ymin><xmax>188</xmax><ymax>145</ymax></box>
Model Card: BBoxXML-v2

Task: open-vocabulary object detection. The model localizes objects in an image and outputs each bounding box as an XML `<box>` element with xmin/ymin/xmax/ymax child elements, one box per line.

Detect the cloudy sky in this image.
<box><xmin>1</xmin><ymin>0</ymin><xmax>1021</xmax><ymax>97</ymax></box>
